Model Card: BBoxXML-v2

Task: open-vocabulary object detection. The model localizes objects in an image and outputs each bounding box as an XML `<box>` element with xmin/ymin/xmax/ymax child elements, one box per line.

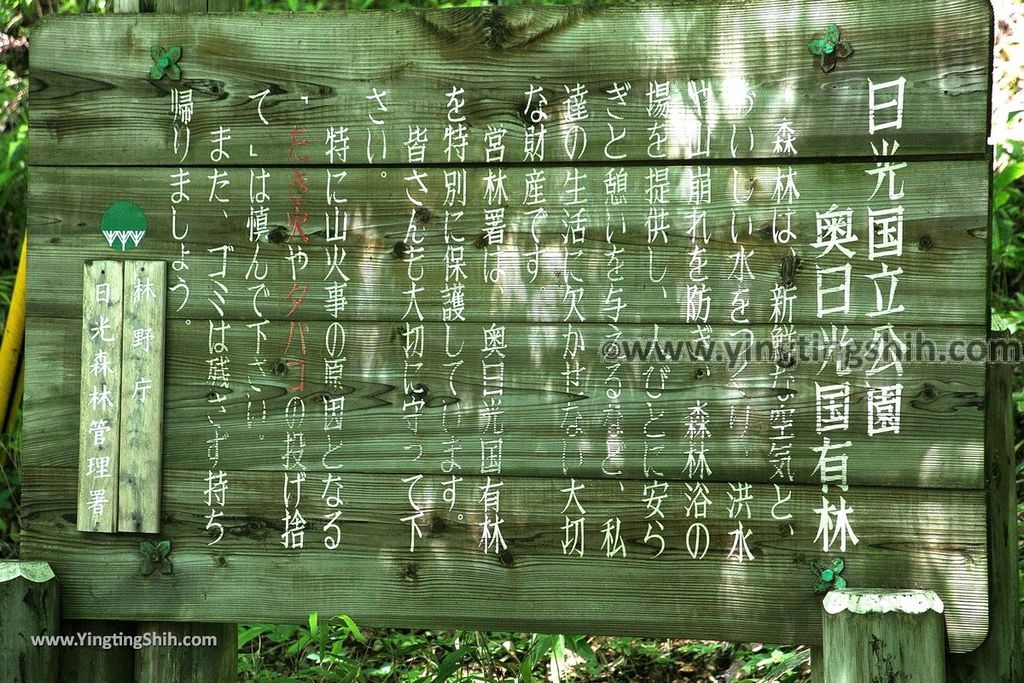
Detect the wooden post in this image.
<box><xmin>947</xmin><ymin>343</ymin><xmax>1022</xmax><ymax>680</ymax></box>
<box><xmin>822</xmin><ymin>589</ymin><xmax>946</xmax><ymax>682</ymax></box>
<box><xmin>0</xmin><ymin>561</ymin><xmax>60</xmax><ymax>683</ymax></box>
<box><xmin>58</xmin><ymin>621</ymin><xmax>136</xmax><ymax>683</ymax></box>
<box><xmin>111</xmin><ymin>0</ymin><xmax>141</xmax><ymax>12</ymax></box>
<box><xmin>134</xmin><ymin>623</ymin><xmax>237</xmax><ymax>683</ymax></box>
<box><xmin>810</xmin><ymin>647</ymin><xmax>824</xmax><ymax>683</ymax></box>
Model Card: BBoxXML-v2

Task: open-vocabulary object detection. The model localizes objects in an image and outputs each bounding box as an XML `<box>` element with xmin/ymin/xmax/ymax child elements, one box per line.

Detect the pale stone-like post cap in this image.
<box><xmin>0</xmin><ymin>561</ymin><xmax>56</xmax><ymax>583</ymax></box>
<box><xmin>823</xmin><ymin>589</ymin><xmax>944</xmax><ymax>615</ymax></box>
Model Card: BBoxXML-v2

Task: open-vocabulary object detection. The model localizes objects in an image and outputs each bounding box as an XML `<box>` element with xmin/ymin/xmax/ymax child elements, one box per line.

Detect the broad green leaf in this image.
<box><xmin>237</xmin><ymin>625</ymin><xmax>270</xmax><ymax>648</ymax></box>
<box><xmin>995</xmin><ymin>162</ymin><xmax>1024</xmax><ymax>191</ymax></box>
<box><xmin>432</xmin><ymin>647</ymin><xmax>473</xmax><ymax>682</ymax></box>
<box><xmin>308</xmin><ymin>611</ymin><xmax>319</xmax><ymax>637</ymax></box>
<box><xmin>334</xmin><ymin>614</ymin><xmax>366</xmax><ymax>644</ymax></box>
<box><xmin>995</xmin><ymin>189</ymin><xmax>1012</xmax><ymax>210</ymax></box>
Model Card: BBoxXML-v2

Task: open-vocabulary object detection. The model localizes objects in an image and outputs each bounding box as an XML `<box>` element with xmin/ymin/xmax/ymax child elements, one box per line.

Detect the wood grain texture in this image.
<box><xmin>153</xmin><ymin>0</ymin><xmax>206</xmax><ymax>12</ymax></box>
<box><xmin>23</xmin><ymin>316</ymin><xmax>986</xmax><ymax>487</ymax></box>
<box><xmin>822</xmin><ymin>590</ymin><xmax>947</xmax><ymax>682</ymax></box>
<box><xmin>19</xmin><ymin>467</ymin><xmax>988</xmax><ymax>652</ymax></box>
<box><xmin>113</xmin><ymin>0</ymin><xmax>141</xmax><ymax>13</ymax></box>
<box><xmin>135</xmin><ymin>622</ymin><xmax>237</xmax><ymax>683</ymax></box>
<box><xmin>27</xmin><ymin>0</ymin><xmax>991</xmax><ymax>166</ymax></box>
<box><xmin>77</xmin><ymin>261</ymin><xmax>124</xmax><ymax>533</ymax></box>
<box><xmin>118</xmin><ymin>261</ymin><xmax>167</xmax><ymax>534</ymax></box>
<box><xmin>811</xmin><ymin>648</ymin><xmax>824</xmax><ymax>683</ymax></box>
<box><xmin>205</xmin><ymin>0</ymin><xmax>243</xmax><ymax>10</ymax></box>
<box><xmin>946</xmin><ymin>343</ymin><xmax>1024</xmax><ymax>680</ymax></box>
<box><xmin>58</xmin><ymin>620</ymin><xmax>137</xmax><ymax>683</ymax></box>
<box><xmin>0</xmin><ymin>562</ymin><xmax>60</xmax><ymax>683</ymax></box>
<box><xmin>22</xmin><ymin>0</ymin><xmax>994</xmax><ymax>654</ymax></box>
<box><xmin>26</xmin><ymin>161</ymin><xmax>989</xmax><ymax>325</ymax></box>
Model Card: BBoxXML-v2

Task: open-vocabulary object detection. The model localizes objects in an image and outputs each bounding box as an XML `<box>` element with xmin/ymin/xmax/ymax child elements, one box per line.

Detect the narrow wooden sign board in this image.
<box><xmin>23</xmin><ymin>0</ymin><xmax>993</xmax><ymax>653</ymax></box>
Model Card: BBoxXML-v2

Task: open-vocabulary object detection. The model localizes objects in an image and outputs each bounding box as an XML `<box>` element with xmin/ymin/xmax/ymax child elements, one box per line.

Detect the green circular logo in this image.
<box><xmin>100</xmin><ymin>200</ymin><xmax>147</xmax><ymax>251</ymax></box>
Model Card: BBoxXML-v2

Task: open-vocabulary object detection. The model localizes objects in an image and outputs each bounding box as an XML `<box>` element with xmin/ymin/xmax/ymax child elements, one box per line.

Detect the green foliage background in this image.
<box><xmin>0</xmin><ymin>0</ymin><xmax>1020</xmax><ymax>681</ymax></box>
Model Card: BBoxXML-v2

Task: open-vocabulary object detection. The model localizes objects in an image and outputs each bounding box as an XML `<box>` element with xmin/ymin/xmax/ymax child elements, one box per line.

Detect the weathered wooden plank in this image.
<box><xmin>205</xmin><ymin>0</ymin><xmax>243</xmax><ymax>10</ymax></box>
<box><xmin>26</xmin><ymin>160</ymin><xmax>989</xmax><ymax>325</ymax></box>
<box><xmin>811</xmin><ymin>648</ymin><xmax>824</xmax><ymax>683</ymax></box>
<box><xmin>77</xmin><ymin>261</ymin><xmax>124</xmax><ymax>533</ymax></box>
<box><xmin>153</xmin><ymin>0</ymin><xmax>206</xmax><ymax>12</ymax></box>
<box><xmin>947</xmin><ymin>341</ymin><xmax>1023</xmax><ymax>680</ymax></box>
<box><xmin>135</xmin><ymin>622</ymin><xmax>237</xmax><ymax>683</ymax></box>
<box><xmin>133</xmin><ymin>0</ymin><xmax>242</xmax><ymax>676</ymax></box>
<box><xmin>58</xmin><ymin>621</ymin><xmax>137</xmax><ymax>683</ymax></box>
<box><xmin>24</xmin><ymin>316</ymin><xmax>986</xmax><ymax>488</ymax></box>
<box><xmin>20</xmin><ymin>0</ymin><xmax>994</xmax><ymax>662</ymax></box>
<box><xmin>19</xmin><ymin>467</ymin><xmax>988</xmax><ymax>652</ymax></box>
<box><xmin>0</xmin><ymin>561</ymin><xmax>60</xmax><ymax>683</ymax></box>
<box><xmin>28</xmin><ymin>0</ymin><xmax>991</xmax><ymax>167</ymax></box>
<box><xmin>113</xmin><ymin>0</ymin><xmax>141</xmax><ymax>13</ymax></box>
<box><xmin>822</xmin><ymin>590</ymin><xmax>947</xmax><ymax>681</ymax></box>
<box><xmin>118</xmin><ymin>261</ymin><xmax>167</xmax><ymax>534</ymax></box>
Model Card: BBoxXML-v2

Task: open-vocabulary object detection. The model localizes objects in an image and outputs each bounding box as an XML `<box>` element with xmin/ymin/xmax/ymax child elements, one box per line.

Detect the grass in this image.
<box><xmin>234</xmin><ymin>622</ymin><xmax>812</xmax><ymax>682</ymax></box>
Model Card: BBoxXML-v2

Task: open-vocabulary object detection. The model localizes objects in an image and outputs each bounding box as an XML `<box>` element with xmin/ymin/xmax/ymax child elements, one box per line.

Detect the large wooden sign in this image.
<box><xmin>23</xmin><ymin>0</ymin><xmax>992</xmax><ymax>651</ymax></box>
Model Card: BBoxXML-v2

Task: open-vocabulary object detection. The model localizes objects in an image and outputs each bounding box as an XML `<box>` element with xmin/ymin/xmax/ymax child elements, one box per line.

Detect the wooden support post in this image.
<box><xmin>207</xmin><ymin>0</ymin><xmax>244</xmax><ymax>10</ymax></box>
<box><xmin>822</xmin><ymin>589</ymin><xmax>946</xmax><ymax>682</ymax></box>
<box><xmin>810</xmin><ymin>647</ymin><xmax>824</xmax><ymax>683</ymax></box>
<box><xmin>58</xmin><ymin>620</ymin><xmax>136</xmax><ymax>683</ymax></box>
<box><xmin>948</xmin><ymin>343</ymin><xmax>1022</xmax><ymax>680</ymax></box>
<box><xmin>112</xmin><ymin>0</ymin><xmax>141</xmax><ymax>12</ymax></box>
<box><xmin>0</xmin><ymin>561</ymin><xmax>60</xmax><ymax>683</ymax></box>
<box><xmin>134</xmin><ymin>623</ymin><xmax>237</xmax><ymax>683</ymax></box>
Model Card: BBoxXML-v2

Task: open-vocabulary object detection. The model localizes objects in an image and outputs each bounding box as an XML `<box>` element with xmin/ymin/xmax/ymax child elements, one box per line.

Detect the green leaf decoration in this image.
<box><xmin>139</xmin><ymin>539</ymin><xmax>173</xmax><ymax>575</ymax></box>
<box><xmin>150</xmin><ymin>45</ymin><xmax>183</xmax><ymax>81</ymax></box>
<box><xmin>812</xmin><ymin>556</ymin><xmax>848</xmax><ymax>595</ymax></box>
<box><xmin>808</xmin><ymin>25</ymin><xmax>852</xmax><ymax>72</ymax></box>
